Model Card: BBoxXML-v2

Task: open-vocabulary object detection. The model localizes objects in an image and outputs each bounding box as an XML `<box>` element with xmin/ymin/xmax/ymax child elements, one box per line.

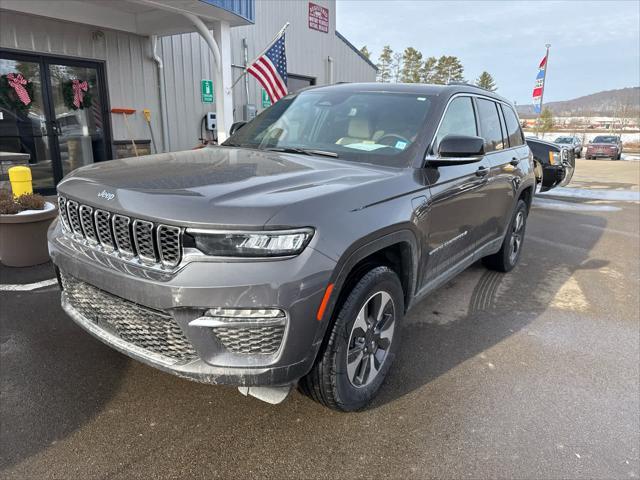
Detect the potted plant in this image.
<box><xmin>0</xmin><ymin>189</ymin><xmax>58</xmax><ymax>267</ymax></box>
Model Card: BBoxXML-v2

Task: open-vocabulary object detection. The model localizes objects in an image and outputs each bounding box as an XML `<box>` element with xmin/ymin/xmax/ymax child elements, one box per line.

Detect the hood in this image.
<box><xmin>58</xmin><ymin>146</ymin><xmax>395</xmax><ymax>228</ymax></box>
<box><xmin>589</xmin><ymin>142</ymin><xmax>618</xmax><ymax>147</ymax></box>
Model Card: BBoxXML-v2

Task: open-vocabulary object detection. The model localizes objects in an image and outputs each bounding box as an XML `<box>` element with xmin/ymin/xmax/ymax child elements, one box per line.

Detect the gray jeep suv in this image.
<box><xmin>49</xmin><ymin>83</ymin><xmax>535</xmax><ymax>411</ymax></box>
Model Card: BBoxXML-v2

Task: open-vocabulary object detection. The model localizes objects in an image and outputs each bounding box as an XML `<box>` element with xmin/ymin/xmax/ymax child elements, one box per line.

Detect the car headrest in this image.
<box><xmin>347</xmin><ymin>117</ymin><xmax>371</xmax><ymax>139</ymax></box>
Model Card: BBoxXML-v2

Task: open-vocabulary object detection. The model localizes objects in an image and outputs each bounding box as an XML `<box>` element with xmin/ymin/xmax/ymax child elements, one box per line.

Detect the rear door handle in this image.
<box><xmin>510</xmin><ymin>157</ymin><xmax>520</xmax><ymax>166</ymax></box>
<box><xmin>475</xmin><ymin>166</ymin><xmax>489</xmax><ymax>177</ymax></box>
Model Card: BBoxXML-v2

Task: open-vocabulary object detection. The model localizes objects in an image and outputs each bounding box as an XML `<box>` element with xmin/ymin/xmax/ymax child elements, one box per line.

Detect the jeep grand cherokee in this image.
<box><xmin>49</xmin><ymin>83</ymin><xmax>535</xmax><ymax>411</ymax></box>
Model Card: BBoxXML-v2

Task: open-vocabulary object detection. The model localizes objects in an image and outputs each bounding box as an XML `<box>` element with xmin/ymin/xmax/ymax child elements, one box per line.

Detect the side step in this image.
<box><xmin>238</xmin><ymin>385</ymin><xmax>293</xmax><ymax>404</ymax></box>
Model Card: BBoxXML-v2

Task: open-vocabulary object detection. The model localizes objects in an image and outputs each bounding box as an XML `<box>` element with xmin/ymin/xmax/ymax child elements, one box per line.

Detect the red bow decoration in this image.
<box><xmin>7</xmin><ymin>73</ymin><xmax>31</xmax><ymax>106</ymax></box>
<box><xmin>72</xmin><ymin>79</ymin><xmax>88</xmax><ymax>108</ymax></box>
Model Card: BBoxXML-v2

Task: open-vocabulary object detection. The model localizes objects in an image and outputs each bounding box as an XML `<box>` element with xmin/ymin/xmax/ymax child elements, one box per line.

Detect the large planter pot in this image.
<box><xmin>0</xmin><ymin>203</ymin><xmax>58</xmax><ymax>267</ymax></box>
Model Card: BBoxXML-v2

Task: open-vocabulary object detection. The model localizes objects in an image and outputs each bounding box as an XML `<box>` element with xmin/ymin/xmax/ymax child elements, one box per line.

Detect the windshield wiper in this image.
<box><xmin>263</xmin><ymin>147</ymin><xmax>339</xmax><ymax>158</ymax></box>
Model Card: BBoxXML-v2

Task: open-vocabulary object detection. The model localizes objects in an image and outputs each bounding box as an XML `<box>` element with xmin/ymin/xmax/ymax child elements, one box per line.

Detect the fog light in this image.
<box><xmin>189</xmin><ymin>308</ymin><xmax>286</xmax><ymax>327</ymax></box>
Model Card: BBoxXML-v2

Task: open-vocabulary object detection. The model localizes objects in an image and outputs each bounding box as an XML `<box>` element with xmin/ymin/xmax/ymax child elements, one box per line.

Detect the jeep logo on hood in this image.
<box><xmin>97</xmin><ymin>190</ymin><xmax>115</xmax><ymax>201</ymax></box>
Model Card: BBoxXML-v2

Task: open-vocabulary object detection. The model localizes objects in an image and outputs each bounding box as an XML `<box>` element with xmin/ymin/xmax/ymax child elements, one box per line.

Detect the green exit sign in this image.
<box><xmin>201</xmin><ymin>79</ymin><xmax>214</xmax><ymax>103</ymax></box>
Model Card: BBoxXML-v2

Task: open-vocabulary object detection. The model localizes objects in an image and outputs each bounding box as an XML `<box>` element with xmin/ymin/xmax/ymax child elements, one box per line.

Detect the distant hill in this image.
<box><xmin>517</xmin><ymin>87</ymin><xmax>639</xmax><ymax>117</ymax></box>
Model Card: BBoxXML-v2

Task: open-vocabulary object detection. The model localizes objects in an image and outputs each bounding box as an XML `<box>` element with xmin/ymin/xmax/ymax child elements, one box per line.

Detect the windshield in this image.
<box><xmin>593</xmin><ymin>136</ymin><xmax>618</xmax><ymax>143</ymax></box>
<box><xmin>223</xmin><ymin>90</ymin><xmax>433</xmax><ymax>166</ymax></box>
<box><xmin>555</xmin><ymin>137</ymin><xmax>573</xmax><ymax>143</ymax></box>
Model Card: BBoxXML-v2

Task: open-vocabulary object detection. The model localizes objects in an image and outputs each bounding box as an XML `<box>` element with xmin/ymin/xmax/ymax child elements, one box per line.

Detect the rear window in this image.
<box><xmin>476</xmin><ymin>98</ymin><xmax>505</xmax><ymax>152</ymax></box>
<box><xmin>501</xmin><ymin>105</ymin><xmax>525</xmax><ymax>147</ymax></box>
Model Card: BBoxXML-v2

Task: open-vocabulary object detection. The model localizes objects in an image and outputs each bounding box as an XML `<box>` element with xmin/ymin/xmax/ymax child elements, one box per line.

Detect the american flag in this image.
<box><xmin>532</xmin><ymin>54</ymin><xmax>547</xmax><ymax>114</ymax></box>
<box><xmin>247</xmin><ymin>33</ymin><xmax>288</xmax><ymax>103</ymax></box>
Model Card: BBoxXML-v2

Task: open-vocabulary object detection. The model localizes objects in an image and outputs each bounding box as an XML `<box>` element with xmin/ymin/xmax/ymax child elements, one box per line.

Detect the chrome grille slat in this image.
<box><xmin>58</xmin><ymin>196</ymin><xmax>70</xmax><ymax>232</ymax></box>
<box><xmin>157</xmin><ymin>225</ymin><xmax>182</xmax><ymax>267</ymax></box>
<box><xmin>94</xmin><ymin>209</ymin><xmax>115</xmax><ymax>251</ymax></box>
<box><xmin>112</xmin><ymin>214</ymin><xmax>134</xmax><ymax>256</ymax></box>
<box><xmin>79</xmin><ymin>205</ymin><xmax>98</xmax><ymax>244</ymax></box>
<box><xmin>66</xmin><ymin>200</ymin><xmax>82</xmax><ymax>237</ymax></box>
<box><xmin>133</xmin><ymin>220</ymin><xmax>157</xmax><ymax>264</ymax></box>
<box><xmin>57</xmin><ymin>195</ymin><xmax>182</xmax><ymax>270</ymax></box>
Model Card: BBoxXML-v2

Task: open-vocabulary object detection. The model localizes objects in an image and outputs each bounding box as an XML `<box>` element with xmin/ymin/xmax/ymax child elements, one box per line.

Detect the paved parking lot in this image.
<box><xmin>1</xmin><ymin>159</ymin><xmax>639</xmax><ymax>479</ymax></box>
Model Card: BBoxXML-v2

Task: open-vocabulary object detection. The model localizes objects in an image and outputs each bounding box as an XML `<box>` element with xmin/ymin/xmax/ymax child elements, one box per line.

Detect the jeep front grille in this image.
<box><xmin>58</xmin><ymin>195</ymin><xmax>182</xmax><ymax>269</ymax></box>
<box><xmin>60</xmin><ymin>271</ymin><xmax>197</xmax><ymax>363</ymax></box>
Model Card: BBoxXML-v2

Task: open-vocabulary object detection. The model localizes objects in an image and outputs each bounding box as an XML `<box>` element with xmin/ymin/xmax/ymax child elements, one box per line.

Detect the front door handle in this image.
<box><xmin>475</xmin><ymin>166</ymin><xmax>489</xmax><ymax>177</ymax></box>
<box><xmin>510</xmin><ymin>157</ymin><xmax>520</xmax><ymax>166</ymax></box>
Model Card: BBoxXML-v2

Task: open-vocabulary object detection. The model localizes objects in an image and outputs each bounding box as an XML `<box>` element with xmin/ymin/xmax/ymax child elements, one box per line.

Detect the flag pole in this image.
<box><xmin>230</xmin><ymin>22</ymin><xmax>290</xmax><ymax>90</ymax></box>
<box><xmin>535</xmin><ymin>43</ymin><xmax>551</xmax><ymax>137</ymax></box>
<box><xmin>539</xmin><ymin>43</ymin><xmax>551</xmax><ymax>113</ymax></box>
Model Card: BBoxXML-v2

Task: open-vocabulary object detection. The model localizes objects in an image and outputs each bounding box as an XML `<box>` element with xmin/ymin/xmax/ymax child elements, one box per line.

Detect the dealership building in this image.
<box><xmin>0</xmin><ymin>0</ymin><xmax>376</xmax><ymax>193</ymax></box>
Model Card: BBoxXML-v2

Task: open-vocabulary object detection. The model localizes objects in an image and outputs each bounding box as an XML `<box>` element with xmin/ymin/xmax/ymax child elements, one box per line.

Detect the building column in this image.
<box><xmin>212</xmin><ymin>20</ymin><xmax>234</xmax><ymax>137</ymax></box>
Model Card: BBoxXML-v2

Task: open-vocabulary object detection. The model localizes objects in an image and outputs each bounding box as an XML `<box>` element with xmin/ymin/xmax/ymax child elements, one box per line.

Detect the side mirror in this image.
<box><xmin>428</xmin><ymin>135</ymin><xmax>484</xmax><ymax>166</ymax></box>
<box><xmin>229</xmin><ymin>121</ymin><xmax>247</xmax><ymax>136</ymax></box>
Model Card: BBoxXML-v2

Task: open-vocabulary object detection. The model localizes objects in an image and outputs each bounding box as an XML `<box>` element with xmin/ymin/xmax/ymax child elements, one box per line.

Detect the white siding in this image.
<box><xmin>1</xmin><ymin>2</ymin><xmax>377</xmax><ymax>155</ymax></box>
<box><xmin>0</xmin><ymin>10</ymin><xmax>163</xmax><ymax>148</ymax></box>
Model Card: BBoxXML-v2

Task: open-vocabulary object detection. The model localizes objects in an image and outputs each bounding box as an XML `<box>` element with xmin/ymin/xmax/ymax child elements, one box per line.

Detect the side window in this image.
<box><xmin>501</xmin><ymin>104</ymin><xmax>525</xmax><ymax>147</ymax></box>
<box><xmin>434</xmin><ymin>96</ymin><xmax>477</xmax><ymax>153</ymax></box>
<box><xmin>476</xmin><ymin>98</ymin><xmax>505</xmax><ymax>152</ymax></box>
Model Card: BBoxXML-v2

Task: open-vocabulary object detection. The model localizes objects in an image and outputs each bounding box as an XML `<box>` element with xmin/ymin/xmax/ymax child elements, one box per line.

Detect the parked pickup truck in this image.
<box><xmin>49</xmin><ymin>83</ymin><xmax>535</xmax><ymax>411</ymax></box>
<box><xmin>526</xmin><ymin>137</ymin><xmax>576</xmax><ymax>192</ymax></box>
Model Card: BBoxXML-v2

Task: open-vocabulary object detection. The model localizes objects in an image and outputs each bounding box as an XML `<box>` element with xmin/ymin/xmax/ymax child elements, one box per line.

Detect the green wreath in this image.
<box><xmin>0</xmin><ymin>73</ymin><xmax>34</xmax><ymax>114</ymax></box>
<box><xmin>62</xmin><ymin>79</ymin><xmax>93</xmax><ymax>110</ymax></box>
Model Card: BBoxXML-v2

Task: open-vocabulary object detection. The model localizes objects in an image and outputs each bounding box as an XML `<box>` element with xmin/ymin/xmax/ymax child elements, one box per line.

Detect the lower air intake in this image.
<box><xmin>60</xmin><ymin>272</ymin><xmax>197</xmax><ymax>363</ymax></box>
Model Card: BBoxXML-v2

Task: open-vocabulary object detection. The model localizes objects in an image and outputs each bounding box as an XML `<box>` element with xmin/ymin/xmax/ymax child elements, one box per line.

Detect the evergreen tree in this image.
<box><xmin>391</xmin><ymin>52</ymin><xmax>403</xmax><ymax>83</ymax></box>
<box><xmin>420</xmin><ymin>56</ymin><xmax>437</xmax><ymax>84</ymax></box>
<box><xmin>433</xmin><ymin>56</ymin><xmax>465</xmax><ymax>84</ymax></box>
<box><xmin>540</xmin><ymin>107</ymin><xmax>554</xmax><ymax>134</ymax></box>
<box><xmin>377</xmin><ymin>45</ymin><xmax>393</xmax><ymax>83</ymax></box>
<box><xmin>400</xmin><ymin>47</ymin><xmax>423</xmax><ymax>83</ymax></box>
<box><xmin>475</xmin><ymin>71</ymin><xmax>497</xmax><ymax>91</ymax></box>
<box><xmin>359</xmin><ymin>46</ymin><xmax>371</xmax><ymax>59</ymax></box>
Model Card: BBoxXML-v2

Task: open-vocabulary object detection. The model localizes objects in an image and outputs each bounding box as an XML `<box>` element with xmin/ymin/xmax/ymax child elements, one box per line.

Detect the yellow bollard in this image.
<box><xmin>8</xmin><ymin>165</ymin><xmax>33</xmax><ymax>197</ymax></box>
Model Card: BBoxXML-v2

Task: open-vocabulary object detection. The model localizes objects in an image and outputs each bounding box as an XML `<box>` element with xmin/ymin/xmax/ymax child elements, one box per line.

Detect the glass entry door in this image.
<box><xmin>0</xmin><ymin>51</ymin><xmax>111</xmax><ymax>193</ymax></box>
<box><xmin>0</xmin><ymin>57</ymin><xmax>55</xmax><ymax>190</ymax></box>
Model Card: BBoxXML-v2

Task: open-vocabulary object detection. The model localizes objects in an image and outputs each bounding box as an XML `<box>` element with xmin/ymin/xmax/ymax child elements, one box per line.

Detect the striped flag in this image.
<box><xmin>532</xmin><ymin>54</ymin><xmax>547</xmax><ymax>114</ymax></box>
<box><xmin>247</xmin><ymin>33</ymin><xmax>288</xmax><ymax>103</ymax></box>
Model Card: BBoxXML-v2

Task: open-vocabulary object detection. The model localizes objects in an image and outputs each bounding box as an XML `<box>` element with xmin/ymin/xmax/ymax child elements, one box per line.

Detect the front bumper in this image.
<box><xmin>587</xmin><ymin>148</ymin><xmax>618</xmax><ymax>158</ymax></box>
<box><xmin>48</xmin><ymin>219</ymin><xmax>336</xmax><ymax>386</ymax></box>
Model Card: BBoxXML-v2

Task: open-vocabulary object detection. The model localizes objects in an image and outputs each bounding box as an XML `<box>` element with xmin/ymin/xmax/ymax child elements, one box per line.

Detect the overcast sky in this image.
<box><xmin>336</xmin><ymin>0</ymin><xmax>640</xmax><ymax>104</ymax></box>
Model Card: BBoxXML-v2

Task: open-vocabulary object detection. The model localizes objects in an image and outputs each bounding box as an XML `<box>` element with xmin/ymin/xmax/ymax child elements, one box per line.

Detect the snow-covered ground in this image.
<box><xmin>538</xmin><ymin>187</ymin><xmax>640</xmax><ymax>202</ymax></box>
<box><xmin>524</xmin><ymin>131</ymin><xmax>640</xmax><ymax>143</ymax></box>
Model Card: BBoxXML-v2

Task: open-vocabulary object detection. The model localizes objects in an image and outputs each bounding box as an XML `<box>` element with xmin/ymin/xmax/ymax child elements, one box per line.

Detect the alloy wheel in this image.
<box><xmin>346</xmin><ymin>291</ymin><xmax>396</xmax><ymax>388</ymax></box>
<box><xmin>509</xmin><ymin>211</ymin><xmax>525</xmax><ymax>263</ymax></box>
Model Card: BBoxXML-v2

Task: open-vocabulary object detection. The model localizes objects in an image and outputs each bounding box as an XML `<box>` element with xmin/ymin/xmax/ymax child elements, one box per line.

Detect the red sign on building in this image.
<box><xmin>308</xmin><ymin>2</ymin><xmax>329</xmax><ymax>33</ymax></box>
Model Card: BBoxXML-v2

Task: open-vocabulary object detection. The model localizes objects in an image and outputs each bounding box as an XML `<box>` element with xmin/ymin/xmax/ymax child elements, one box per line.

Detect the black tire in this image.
<box><xmin>483</xmin><ymin>199</ymin><xmax>528</xmax><ymax>273</ymax></box>
<box><xmin>299</xmin><ymin>266</ymin><xmax>404</xmax><ymax>411</ymax></box>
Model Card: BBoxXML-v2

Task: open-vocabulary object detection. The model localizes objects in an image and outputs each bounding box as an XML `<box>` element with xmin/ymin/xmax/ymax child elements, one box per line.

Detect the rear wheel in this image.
<box><xmin>483</xmin><ymin>199</ymin><xmax>528</xmax><ymax>272</ymax></box>
<box><xmin>299</xmin><ymin>266</ymin><xmax>404</xmax><ymax>411</ymax></box>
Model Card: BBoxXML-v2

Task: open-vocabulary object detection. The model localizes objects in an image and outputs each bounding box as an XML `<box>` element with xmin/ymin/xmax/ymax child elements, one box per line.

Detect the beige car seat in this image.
<box><xmin>336</xmin><ymin>117</ymin><xmax>374</xmax><ymax>145</ymax></box>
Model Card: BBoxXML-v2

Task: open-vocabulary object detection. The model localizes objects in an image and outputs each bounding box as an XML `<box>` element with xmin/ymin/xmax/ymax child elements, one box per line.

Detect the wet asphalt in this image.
<box><xmin>1</xmin><ymin>159</ymin><xmax>639</xmax><ymax>479</ymax></box>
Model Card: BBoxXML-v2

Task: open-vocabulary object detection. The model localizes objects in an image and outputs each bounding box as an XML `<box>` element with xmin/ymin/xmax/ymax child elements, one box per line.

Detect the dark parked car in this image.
<box><xmin>554</xmin><ymin>135</ymin><xmax>582</xmax><ymax>158</ymax></box>
<box><xmin>526</xmin><ymin>137</ymin><xmax>575</xmax><ymax>191</ymax></box>
<box><xmin>585</xmin><ymin>135</ymin><xmax>623</xmax><ymax>160</ymax></box>
<box><xmin>49</xmin><ymin>83</ymin><xmax>535</xmax><ymax>411</ymax></box>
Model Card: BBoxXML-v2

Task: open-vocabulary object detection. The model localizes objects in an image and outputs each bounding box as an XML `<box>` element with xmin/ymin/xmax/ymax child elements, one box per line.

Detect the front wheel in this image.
<box><xmin>299</xmin><ymin>266</ymin><xmax>404</xmax><ymax>411</ymax></box>
<box><xmin>483</xmin><ymin>199</ymin><xmax>528</xmax><ymax>272</ymax></box>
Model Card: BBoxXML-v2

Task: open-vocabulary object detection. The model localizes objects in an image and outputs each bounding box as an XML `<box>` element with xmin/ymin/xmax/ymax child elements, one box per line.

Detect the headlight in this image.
<box><xmin>185</xmin><ymin>228</ymin><xmax>314</xmax><ymax>257</ymax></box>
<box><xmin>548</xmin><ymin>151</ymin><xmax>560</xmax><ymax>165</ymax></box>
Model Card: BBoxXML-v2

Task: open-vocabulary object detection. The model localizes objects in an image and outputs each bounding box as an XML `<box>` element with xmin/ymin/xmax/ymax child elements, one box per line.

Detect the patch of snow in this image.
<box><xmin>532</xmin><ymin>197</ymin><xmax>621</xmax><ymax>212</ymax></box>
<box><xmin>15</xmin><ymin>201</ymin><xmax>55</xmax><ymax>215</ymax></box>
<box><xmin>538</xmin><ymin>188</ymin><xmax>640</xmax><ymax>202</ymax></box>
